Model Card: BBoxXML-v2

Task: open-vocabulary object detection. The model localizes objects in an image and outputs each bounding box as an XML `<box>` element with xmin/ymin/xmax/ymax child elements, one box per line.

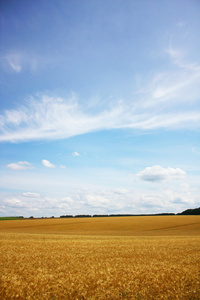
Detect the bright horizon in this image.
<box><xmin>0</xmin><ymin>0</ymin><xmax>200</xmax><ymax>217</ymax></box>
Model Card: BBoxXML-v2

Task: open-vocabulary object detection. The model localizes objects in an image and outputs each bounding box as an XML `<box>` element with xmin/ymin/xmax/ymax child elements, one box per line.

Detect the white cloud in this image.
<box><xmin>113</xmin><ymin>188</ymin><xmax>129</xmax><ymax>195</ymax></box>
<box><xmin>84</xmin><ymin>194</ymin><xmax>109</xmax><ymax>208</ymax></box>
<box><xmin>4</xmin><ymin>109</ymin><xmax>28</xmax><ymax>125</ymax></box>
<box><xmin>0</xmin><ymin>95</ymin><xmax>126</xmax><ymax>142</ymax></box>
<box><xmin>61</xmin><ymin>197</ymin><xmax>74</xmax><ymax>204</ymax></box>
<box><xmin>4</xmin><ymin>198</ymin><xmax>24</xmax><ymax>207</ymax></box>
<box><xmin>1</xmin><ymin>181</ymin><xmax>198</xmax><ymax>217</ymax></box>
<box><xmin>162</xmin><ymin>184</ymin><xmax>194</xmax><ymax>205</ymax></box>
<box><xmin>22</xmin><ymin>192</ymin><xmax>41</xmax><ymax>198</ymax></box>
<box><xmin>42</xmin><ymin>159</ymin><xmax>56</xmax><ymax>168</ymax></box>
<box><xmin>72</xmin><ymin>152</ymin><xmax>80</xmax><ymax>156</ymax></box>
<box><xmin>137</xmin><ymin>165</ymin><xmax>186</xmax><ymax>182</ymax></box>
<box><xmin>59</xmin><ymin>164</ymin><xmax>66</xmax><ymax>169</ymax></box>
<box><xmin>0</xmin><ymin>45</ymin><xmax>200</xmax><ymax>145</ymax></box>
<box><xmin>7</xmin><ymin>161</ymin><xmax>33</xmax><ymax>170</ymax></box>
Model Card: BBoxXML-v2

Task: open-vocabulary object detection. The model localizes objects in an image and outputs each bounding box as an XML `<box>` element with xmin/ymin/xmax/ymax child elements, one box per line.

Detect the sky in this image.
<box><xmin>0</xmin><ymin>0</ymin><xmax>200</xmax><ymax>217</ymax></box>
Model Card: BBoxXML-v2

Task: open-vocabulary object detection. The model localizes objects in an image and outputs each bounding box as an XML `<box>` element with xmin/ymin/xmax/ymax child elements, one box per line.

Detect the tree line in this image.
<box><xmin>60</xmin><ymin>207</ymin><xmax>200</xmax><ymax>218</ymax></box>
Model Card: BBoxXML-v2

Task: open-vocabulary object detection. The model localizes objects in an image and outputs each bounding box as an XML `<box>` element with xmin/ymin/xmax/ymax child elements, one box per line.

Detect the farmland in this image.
<box><xmin>0</xmin><ymin>216</ymin><xmax>200</xmax><ymax>299</ymax></box>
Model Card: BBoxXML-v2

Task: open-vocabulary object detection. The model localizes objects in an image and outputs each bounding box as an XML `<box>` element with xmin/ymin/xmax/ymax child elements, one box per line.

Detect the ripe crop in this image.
<box><xmin>0</xmin><ymin>216</ymin><xmax>200</xmax><ymax>299</ymax></box>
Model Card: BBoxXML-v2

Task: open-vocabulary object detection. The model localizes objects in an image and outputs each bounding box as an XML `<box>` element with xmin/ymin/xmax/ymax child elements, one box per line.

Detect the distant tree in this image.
<box><xmin>177</xmin><ymin>207</ymin><xmax>200</xmax><ymax>215</ymax></box>
<box><xmin>74</xmin><ymin>215</ymin><xmax>91</xmax><ymax>218</ymax></box>
<box><xmin>93</xmin><ymin>214</ymin><xmax>109</xmax><ymax>217</ymax></box>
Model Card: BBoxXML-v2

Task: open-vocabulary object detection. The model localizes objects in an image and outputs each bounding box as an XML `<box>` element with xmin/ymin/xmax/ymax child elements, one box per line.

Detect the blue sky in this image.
<box><xmin>0</xmin><ymin>0</ymin><xmax>200</xmax><ymax>217</ymax></box>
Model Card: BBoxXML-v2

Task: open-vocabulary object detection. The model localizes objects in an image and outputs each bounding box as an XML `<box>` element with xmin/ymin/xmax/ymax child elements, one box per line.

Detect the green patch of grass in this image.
<box><xmin>0</xmin><ymin>217</ymin><xmax>24</xmax><ymax>221</ymax></box>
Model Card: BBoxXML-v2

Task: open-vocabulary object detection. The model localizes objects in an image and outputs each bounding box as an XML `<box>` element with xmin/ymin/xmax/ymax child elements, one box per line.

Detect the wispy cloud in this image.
<box><xmin>2</xmin><ymin>51</ymin><xmax>40</xmax><ymax>73</ymax></box>
<box><xmin>0</xmin><ymin>95</ymin><xmax>199</xmax><ymax>143</ymax></box>
<box><xmin>42</xmin><ymin>160</ymin><xmax>56</xmax><ymax>168</ymax></box>
<box><xmin>0</xmin><ymin>46</ymin><xmax>199</xmax><ymax>143</ymax></box>
<box><xmin>22</xmin><ymin>192</ymin><xmax>41</xmax><ymax>198</ymax></box>
<box><xmin>5</xmin><ymin>53</ymin><xmax>22</xmax><ymax>73</ymax></box>
<box><xmin>72</xmin><ymin>152</ymin><xmax>80</xmax><ymax>157</ymax></box>
<box><xmin>137</xmin><ymin>165</ymin><xmax>186</xmax><ymax>182</ymax></box>
<box><xmin>6</xmin><ymin>161</ymin><xmax>33</xmax><ymax>170</ymax></box>
<box><xmin>59</xmin><ymin>164</ymin><xmax>66</xmax><ymax>169</ymax></box>
<box><xmin>0</xmin><ymin>95</ymin><xmax>127</xmax><ymax>142</ymax></box>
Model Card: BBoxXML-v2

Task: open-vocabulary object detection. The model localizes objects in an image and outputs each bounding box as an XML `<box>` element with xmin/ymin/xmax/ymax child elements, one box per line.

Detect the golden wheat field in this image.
<box><xmin>0</xmin><ymin>216</ymin><xmax>200</xmax><ymax>299</ymax></box>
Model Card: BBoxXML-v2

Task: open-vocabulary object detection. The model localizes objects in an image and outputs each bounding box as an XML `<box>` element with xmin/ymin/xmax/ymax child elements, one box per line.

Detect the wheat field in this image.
<box><xmin>0</xmin><ymin>216</ymin><xmax>200</xmax><ymax>299</ymax></box>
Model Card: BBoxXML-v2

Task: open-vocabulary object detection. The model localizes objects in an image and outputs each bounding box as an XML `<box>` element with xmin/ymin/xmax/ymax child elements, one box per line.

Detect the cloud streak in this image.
<box><xmin>0</xmin><ymin>47</ymin><xmax>200</xmax><ymax>143</ymax></box>
<box><xmin>7</xmin><ymin>161</ymin><xmax>33</xmax><ymax>170</ymax></box>
<box><xmin>2</xmin><ymin>51</ymin><xmax>40</xmax><ymax>73</ymax></box>
<box><xmin>22</xmin><ymin>192</ymin><xmax>41</xmax><ymax>198</ymax></box>
<box><xmin>6</xmin><ymin>53</ymin><xmax>22</xmax><ymax>73</ymax></box>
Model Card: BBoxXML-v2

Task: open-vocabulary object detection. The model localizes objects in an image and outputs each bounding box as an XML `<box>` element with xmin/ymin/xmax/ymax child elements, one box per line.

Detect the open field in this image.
<box><xmin>0</xmin><ymin>216</ymin><xmax>200</xmax><ymax>299</ymax></box>
<box><xmin>0</xmin><ymin>215</ymin><xmax>200</xmax><ymax>236</ymax></box>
